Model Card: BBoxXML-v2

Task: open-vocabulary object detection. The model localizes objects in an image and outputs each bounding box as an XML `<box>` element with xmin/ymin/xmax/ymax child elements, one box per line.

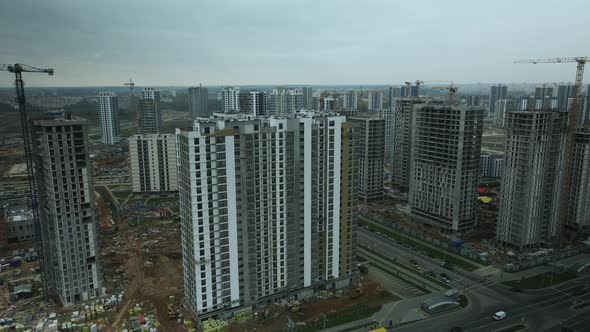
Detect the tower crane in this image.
<box><xmin>514</xmin><ymin>57</ymin><xmax>588</xmax><ymax>242</ymax></box>
<box><xmin>124</xmin><ymin>79</ymin><xmax>135</xmax><ymax>112</ymax></box>
<box><xmin>0</xmin><ymin>63</ymin><xmax>54</xmax><ymax>300</ymax></box>
<box><xmin>431</xmin><ymin>82</ymin><xmax>458</xmax><ymax>104</ymax></box>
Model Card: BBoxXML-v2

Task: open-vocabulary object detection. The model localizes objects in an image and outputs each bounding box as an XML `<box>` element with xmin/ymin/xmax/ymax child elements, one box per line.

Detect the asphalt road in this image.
<box><xmin>358</xmin><ymin>229</ymin><xmax>590</xmax><ymax>332</ymax></box>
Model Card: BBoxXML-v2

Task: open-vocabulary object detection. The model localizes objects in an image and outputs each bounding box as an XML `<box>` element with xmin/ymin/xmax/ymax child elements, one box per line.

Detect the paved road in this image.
<box><xmin>358</xmin><ymin>229</ymin><xmax>590</xmax><ymax>332</ymax></box>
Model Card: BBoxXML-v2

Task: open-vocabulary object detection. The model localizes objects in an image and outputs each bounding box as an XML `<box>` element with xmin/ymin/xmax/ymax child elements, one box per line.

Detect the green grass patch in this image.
<box><xmin>359</xmin><ymin>245</ymin><xmax>450</xmax><ymax>289</ymax></box>
<box><xmin>112</xmin><ymin>190</ymin><xmax>131</xmax><ymax>201</ymax></box>
<box><xmin>146</xmin><ymin>196</ymin><xmax>178</xmax><ymax>205</ymax></box>
<box><xmin>297</xmin><ymin>305</ymin><xmax>381</xmax><ymax>332</ymax></box>
<box><xmin>359</xmin><ymin>216</ymin><xmax>480</xmax><ymax>271</ymax></box>
<box><xmin>497</xmin><ymin>324</ymin><xmax>526</xmax><ymax>332</ymax></box>
<box><xmin>368</xmin><ymin>262</ymin><xmax>429</xmax><ymax>294</ymax></box>
<box><xmin>120</xmin><ymin>127</ymin><xmax>136</xmax><ymax>138</ymax></box>
<box><xmin>502</xmin><ymin>271</ymin><xmax>578</xmax><ymax>289</ymax></box>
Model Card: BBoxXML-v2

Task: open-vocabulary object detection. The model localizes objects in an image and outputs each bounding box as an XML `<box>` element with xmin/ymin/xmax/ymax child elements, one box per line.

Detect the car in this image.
<box><xmin>426</xmin><ymin>271</ymin><xmax>437</xmax><ymax>278</ymax></box>
<box><xmin>449</xmin><ymin>328</ymin><xmax>464</xmax><ymax>332</ymax></box>
<box><xmin>510</xmin><ymin>287</ymin><xmax>523</xmax><ymax>293</ymax></box>
<box><xmin>493</xmin><ymin>311</ymin><xmax>506</xmax><ymax>320</ymax></box>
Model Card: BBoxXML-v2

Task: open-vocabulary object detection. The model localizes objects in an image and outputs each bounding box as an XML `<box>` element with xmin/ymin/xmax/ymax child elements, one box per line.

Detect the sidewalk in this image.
<box><xmin>320</xmin><ymin>291</ymin><xmax>447</xmax><ymax>332</ymax></box>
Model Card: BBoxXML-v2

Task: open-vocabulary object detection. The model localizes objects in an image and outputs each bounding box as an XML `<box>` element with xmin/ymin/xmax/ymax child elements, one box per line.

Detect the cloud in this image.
<box><xmin>1</xmin><ymin>0</ymin><xmax>589</xmax><ymax>87</ymax></box>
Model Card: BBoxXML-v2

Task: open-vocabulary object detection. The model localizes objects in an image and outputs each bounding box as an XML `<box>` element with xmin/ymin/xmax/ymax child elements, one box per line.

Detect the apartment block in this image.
<box><xmin>496</xmin><ymin>111</ymin><xmax>567</xmax><ymax>248</ymax></box>
<box><xmin>188</xmin><ymin>85</ymin><xmax>209</xmax><ymax>118</ymax></box>
<box><xmin>129</xmin><ymin>134</ymin><xmax>178</xmax><ymax>193</ymax></box>
<box><xmin>221</xmin><ymin>87</ymin><xmax>240</xmax><ymax>113</ymax></box>
<box><xmin>391</xmin><ymin>97</ymin><xmax>425</xmax><ymax>187</ymax></box>
<box><xmin>302</xmin><ymin>86</ymin><xmax>314</xmax><ymax>110</ymax></box>
<box><xmin>176</xmin><ymin>112</ymin><xmax>357</xmax><ymax>320</ymax></box>
<box><xmin>350</xmin><ymin>115</ymin><xmax>385</xmax><ymax>201</ymax></box>
<box><xmin>31</xmin><ymin>116</ymin><xmax>104</xmax><ymax>306</ymax></box>
<box><xmin>97</xmin><ymin>92</ymin><xmax>120</xmax><ymax>144</ymax></box>
<box><xmin>566</xmin><ymin>127</ymin><xmax>590</xmax><ymax>233</ymax></box>
<box><xmin>342</xmin><ymin>91</ymin><xmax>358</xmax><ymax>110</ymax></box>
<box><xmin>480</xmin><ymin>154</ymin><xmax>504</xmax><ymax>178</ymax></box>
<box><xmin>488</xmin><ymin>85</ymin><xmax>508</xmax><ymax>117</ymax></box>
<box><xmin>378</xmin><ymin>108</ymin><xmax>393</xmax><ymax>164</ymax></box>
<box><xmin>267</xmin><ymin>88</ymin><xmax>303</xmax><ymax>116</ymax></box>
<box><xmin>409</xmin><ymin>104</ymin><xmax>483</xmax><ymax>233</ymax></box>
<box><xmin>138</xmin><ymin>88</ymin><xmax>161</xmax><ymax>134</ymax></box>
<box><xmin>367</xmin><ymin>91</ymin><xmax>383</xmax><ymax>110</ymax></box>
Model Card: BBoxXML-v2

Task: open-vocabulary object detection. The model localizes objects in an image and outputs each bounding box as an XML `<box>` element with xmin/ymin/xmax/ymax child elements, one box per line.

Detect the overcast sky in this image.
<box><xmin>1</xmin><ymin>0</ymin><xmax>589</xmax><ymax>87</ymax></box>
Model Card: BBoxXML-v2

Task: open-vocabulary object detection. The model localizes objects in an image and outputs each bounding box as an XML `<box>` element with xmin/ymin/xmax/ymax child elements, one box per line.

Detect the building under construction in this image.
<box><xmin>409</xmin><ymin>103</ymin><xmax>483</xmax><ymax>234</ymax></box>
<box><xmin>566</xmin><ymin>126</ymin><xmax>590</xmax><ymax>233</ymax></box>
<box><xmin>391</xmin><ymin>97</ymin><xmax>425</xmax><ymax>188</ymax></box>
<box><xmin>496</xmin><ymin>110</ymin><xmax>568</xmax><ymax>248</ymax></box>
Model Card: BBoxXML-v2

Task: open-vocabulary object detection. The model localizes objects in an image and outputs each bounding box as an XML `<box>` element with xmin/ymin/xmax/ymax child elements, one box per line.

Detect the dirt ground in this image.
<box><xmin>101</xmin><ymin>217</ymin><xmax>187</xmax><ymax>331</ymax></box>
<box><xmin>229</xmin><ymin>279</ymin><xmax>394</xmax><ymax>332</ymax></box>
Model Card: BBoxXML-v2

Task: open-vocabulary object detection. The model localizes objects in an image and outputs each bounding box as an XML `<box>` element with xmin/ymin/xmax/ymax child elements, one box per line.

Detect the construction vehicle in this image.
<box><xmin>515</xmin><ymin>57</ymin><xmax>588</xmax><ymax>242</ymax></box>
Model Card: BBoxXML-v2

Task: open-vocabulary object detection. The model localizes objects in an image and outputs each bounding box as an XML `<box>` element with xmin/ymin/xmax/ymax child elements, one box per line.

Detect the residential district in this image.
<box><xmin>0</xmin><ymin>74</ymin><xmax>590</xmax><ymax>332</ymax></box>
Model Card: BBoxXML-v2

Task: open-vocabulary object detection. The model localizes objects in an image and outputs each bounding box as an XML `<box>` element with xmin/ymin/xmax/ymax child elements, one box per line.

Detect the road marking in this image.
<box><xmin>378</xmin><ymin>302</ymin><xmax>399</xmax><ymax>324</ymax></box>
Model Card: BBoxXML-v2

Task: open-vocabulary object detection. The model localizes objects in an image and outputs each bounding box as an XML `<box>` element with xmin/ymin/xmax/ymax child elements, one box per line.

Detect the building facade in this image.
<box><xmin>6</xmin><ymin>205</ymin><xmax>34</xmax><ymax>242</ymax></box>
<box><xmin>221</xmin><ymin>87</ymin><xmax>240</xmax><ymax>113</ymax></box>
<box><xmin>480</xmin><ymin>154</ymin><xmax>504</xmax><ymax>178</ymax></box>
<box><xmin>488</xmin><ymin>85</ymin><xmax>508</xmax><ymax>118</ymax></box>
<box><xmin>342</xmin><ymin>91</ymin><xmax>358</xmax><ymax>110</ymax></box>
<box><xmin>391</xmin><ymin>97</ymin><xmax>424</xmax><ymax>187</ymax></box>
<box><xmin>496</xmin><ymin>111</ymin><xmax>567</xmax><ymax>248</ymax></box>
<box><xmin>138</xmin><ymin>88</ymin><xmax>161</xmax><ymax>135</ymax></box>
<box><xmin>176</xmin><ymin>112</ymin><xmax>358</xmax><ymax>320</ymax></box>
<box><xmin>31</xmin><ymin>116</ymin><xmax>104</xmax><ymax>306</ymax></box>
<box><xmin>378</xmin><ymin>108</ymin><xmax>393</xmax><ymax>164</ymax></box>
<box><xmin>267</xmin><ymin>88</ymin><xmax>303</xmax><ymax>116</ymax></box>
<box><xmin>367</xmin><ymin>91</ymin><xmax>383</xmax><ymax>110</ymax></box>
<box><xmin>97</xmin><ymin>92</ymin><xmax>120</xmax><ymax>145</ymax></box>
<box><xmin>566</xmin><ymin>127</ymin><xmax>590</xmax><ymax>233</ymax></box>
<box><xmin>409</xmin><ymin>104</ymin><xmax>483</xmax><ymax>233</ymax></box>
<box><xmin>129</xmin><ymin>134</ymin><xmax>178</xmax><ymax>193</ymax></box>
<box><xmin>188</xmin><ymin>85</ymin><xmax>209</xmax><ymax>118</ymax></box>
<box><xmin>302</xmin><ymin>86</ymin><xmax>314</xmax><ymax>110</ymax></box>
<box><xmin>351</xmin><ymin>116</ymin><xmax>385</xmax><ymax>201</ymax></box>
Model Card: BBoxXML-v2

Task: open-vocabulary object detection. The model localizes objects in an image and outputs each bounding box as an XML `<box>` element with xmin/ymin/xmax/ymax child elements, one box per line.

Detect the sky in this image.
<box><xmin>1</xmin><ymin>0</ymin><xmax>589</xmax><ymax>87</ymax></box>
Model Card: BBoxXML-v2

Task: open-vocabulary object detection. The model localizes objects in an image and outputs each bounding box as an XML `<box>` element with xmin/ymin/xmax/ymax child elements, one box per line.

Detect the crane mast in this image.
<box><xmin>0</xmin><ymin>64</ymin><xmax>54</xmax><ymax>300</ymax></box>
<box><xmin>515</xmin><ymin>57</ymin><xmax>587</xmax><ymax>243</ymax></box>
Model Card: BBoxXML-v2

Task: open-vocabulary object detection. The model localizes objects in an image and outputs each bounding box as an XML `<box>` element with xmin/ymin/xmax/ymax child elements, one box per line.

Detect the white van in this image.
<box><xmin>493</xmin><ymin>311</ymin><xmax>506</xmax><ymax>320</ymax></box>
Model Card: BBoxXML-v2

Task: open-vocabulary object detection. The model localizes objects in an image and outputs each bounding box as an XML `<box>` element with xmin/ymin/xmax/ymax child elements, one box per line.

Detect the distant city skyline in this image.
<box><xmin>1</xmin><ymin>0</ymin><xmax>589</xmax><ymax>87</ymax></box>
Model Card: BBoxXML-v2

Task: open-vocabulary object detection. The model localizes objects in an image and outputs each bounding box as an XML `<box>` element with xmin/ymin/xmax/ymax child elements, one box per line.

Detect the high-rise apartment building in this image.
<box><xmin>391</xmin><ymin>97</ymin><xmax>425</xmax><ymax>187</ymax></box>
<box><xmin>342</xmin><ymin>91</ymin><xmax>358</xmax><ymax>110</ymax></box>
<box><xmin>176</xmin><ymin>112</ymin><xmax>358</xmax><ymax>320</ymax></box>
<box><xmin>367</xmin><ymin>91</ymin><xmax>384</xmax><ymax>110</ymax></box>
<box><xmin>239</xmin><ymin>90</ymin><xmax>267</xmax><ymax>116</ymax></box>
<box><xmin>378</xmin><ymin>108</ymin><xmax>393</xmax><ymax>164</ymax></box>
<box><xmin>138</xmin><ymin>88</ymin><xmax>161</xmax><ymax>135</ymax></box>
<box><xmin>488</xmin><ymin>85</ymin><xmax>508</xmax><ymax>117</ymax></box>
<box><xmin>409</xmin><ymin>104</ymin><xmax>483</xmax><ymax>233</ymax></box>
<box><xmin>320</xmin><ymin>95</ymin><xmax>336</xmax><ymax>111</ymax></box>
<box><xmin>496</xmin><ymin>111</ymin><xmax>567</xmax><ymax>248</ymax></box>
<box><xmin>188</xmin><ymin>85</ymin><xmax>209</xmax><ymax>118</ymax></box>
<box><xmin>564</xmin><ymin>127</ymin><xmax>590</xmax><ymax>233</ymax></box>
<box><xmin>97</xmin><ymin>92</ymin><xmax>120</xmax><ymax>145</ymax></box>
<box><xmin>351</xmin><ymin>115</ymin><xmax>385</xmax><ymax>201</ymax></box>
<box><xmin>302</xmin><ymin>86</ymin><xmax>314</xmax><ymax>110</ymax></box>
<box><xmin>221</xmin><ymin>87</ymin><xmax>240</xmax><ymax>113</ymax></box>
<box><xmin>388</xmin><ymin>86</ymin><xmax>402</xmax><ymax>109</ymax></box>
<box><xmin>267</xmin><ymin>88</ymin><xmax>303</xmax><ymax>116</ymax></box>
<box><xmin>480</xmin><ymin>154</ymin><xmax>504</xmax><ymax>178</ymax></box>
<box><xmin>31</xmin><ymin>116</ymin><xmax>104</xmax><ymax>306</ymax></box>
<box><xmin>494</xmin><ymin>99</ymin><xmax>516</xmax><ymax>127</ymax></box>
<box><xmin>129</xmin><ymin>134</ymin><xmax>178</xmax><ymax>193</ymax></box>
